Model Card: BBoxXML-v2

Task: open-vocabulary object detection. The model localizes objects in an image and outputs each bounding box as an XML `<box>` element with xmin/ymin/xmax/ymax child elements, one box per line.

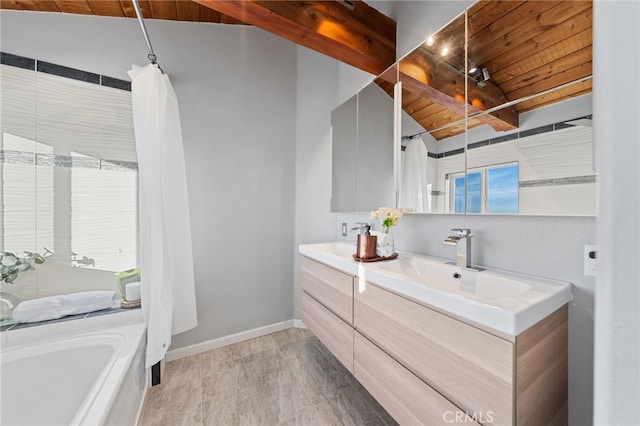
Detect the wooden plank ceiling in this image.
<box><xmin>0</xmin><ymin>0</ymin><xmax>396</xmax><ymax>75</ymax></box>
<box><xmin>394</xmin><ymin>0</ymin><xmax>593</xmax><ymax>140</ymax></box>
<box><xmin>1</xmin><ymin>0</ymin><xmax>592</xmax><ymax>142</ymax></box>
<box><xmin>0</xmin><ymin>0</ymin><xmax>247</xmax><ymax>24</ymax></box>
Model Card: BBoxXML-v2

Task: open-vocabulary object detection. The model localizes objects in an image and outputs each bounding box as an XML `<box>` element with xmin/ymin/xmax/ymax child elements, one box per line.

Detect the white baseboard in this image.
<box><xmin>166</xmin><ymin>319</ymin><xmax>296</xmax><ymax>362</ymax></box>
<box><xmin>293</xmin><ymin>319</ymin><xmax>307</xmax><ymax>329</ymax></box>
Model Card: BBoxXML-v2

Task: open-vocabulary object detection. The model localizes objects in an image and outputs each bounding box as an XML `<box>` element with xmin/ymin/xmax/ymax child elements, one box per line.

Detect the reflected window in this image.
<box><xmin>454</xmin><ymin>176</ymin><xmax>465</xmax><ymax>213</ymax></box>
<box><xmin>1</xmin><ymin>135</ymin><xmax>138</xmax><ymax>273</ymax></box>
<box><xmin>487</xmin><ymin>164</ymin><xmax>519</xmax><ymax>213</ymax></box>
<box><xmin>467</xmin><ymin>172</ymin><xmax>482</xmax><ymax>213</ymax></box>
<box><xmin>450</xmin><ymin>163</ymin><xmax>519</xmax><ymax>214</ymax></box>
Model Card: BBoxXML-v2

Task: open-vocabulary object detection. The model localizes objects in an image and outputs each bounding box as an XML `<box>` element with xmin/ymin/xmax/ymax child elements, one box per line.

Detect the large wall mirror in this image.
<box><xmin>398</xmin><ymin>0</ymin><xmax>593</xmax><ymax>215</ymax></box>
<box><xmin>331</xmin><ymin>0</ymin><xmax>594</xmax><ymax>216</ymax></box>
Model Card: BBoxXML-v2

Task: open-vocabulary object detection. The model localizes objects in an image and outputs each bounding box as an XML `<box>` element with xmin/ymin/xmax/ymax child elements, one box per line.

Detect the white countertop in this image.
<box><xmin>299</xmin><ymin>242</ymin><xmax>572</xmax><ymax>336</ymax></box>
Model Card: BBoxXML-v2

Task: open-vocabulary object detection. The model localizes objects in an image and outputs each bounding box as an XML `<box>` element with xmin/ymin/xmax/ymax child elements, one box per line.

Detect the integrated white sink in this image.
<box><xmin>299</xmin><ymin>242</ymin><xmax>572</xmax><ymax>336</ymax></box>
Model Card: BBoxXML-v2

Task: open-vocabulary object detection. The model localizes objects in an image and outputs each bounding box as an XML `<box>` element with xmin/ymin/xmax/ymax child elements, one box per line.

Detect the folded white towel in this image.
<box><xmin>371</xmin><ymin>231</ymin><xmax>394</xmax><ymax>257</ymax></box>
<box><xmin>12</xmin><ymin>291</ymin><xmax>116</xmax><ymax>323</ymax></box>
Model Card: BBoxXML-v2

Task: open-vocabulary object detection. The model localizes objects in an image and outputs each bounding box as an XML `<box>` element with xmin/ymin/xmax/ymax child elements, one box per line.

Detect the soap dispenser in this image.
<box><xmin>353</xmin><ymin>223</ymin><xmax>377</xmax><ymax>259</ymax></box>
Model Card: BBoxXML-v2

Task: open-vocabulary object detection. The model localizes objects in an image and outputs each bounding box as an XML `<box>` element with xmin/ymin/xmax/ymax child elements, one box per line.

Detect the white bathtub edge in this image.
<box><xmin>4</xmin><ymin>309</ymin><xmax>144</xmax><ymax>347</ymax></box>
<box><xmin>133</xmin><ymin>366</ymin><xmax>150</xmax><ymax>426</ymax></box>
<box><xmin>166</xmin><ymin>319</ymin><xmax>299</xmax><ymax>362</ymax></box>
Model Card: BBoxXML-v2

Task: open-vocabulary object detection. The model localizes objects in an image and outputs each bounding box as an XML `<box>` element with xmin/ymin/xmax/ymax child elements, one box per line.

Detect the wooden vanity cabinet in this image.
<box><xmin>300</xmin><ymin>256</ymin><xmax>353</xmax><ymax>323</ymax></box>
<box><xmin>302</xmin><ymin>292</ymin><xmax>354</xmax><ymax>372</ymax></box>
<box><xmin>354</xmin><ymin>279</ymin><xmax>513</xmax><ymax>424</ymax></box>
<box><xmin>300</xmin><ymin>257</ymin><xmax>355</xmax><ymax>372</ymax></box>
<box><xmin>300</xmin><ymin>256</ymin><xmax>568</xmax><ymax>426</ymax></box>
<box><xmin>354</xmin><ymin>332</ymin><xmax>480</xmax><ymax>425</ymax></box>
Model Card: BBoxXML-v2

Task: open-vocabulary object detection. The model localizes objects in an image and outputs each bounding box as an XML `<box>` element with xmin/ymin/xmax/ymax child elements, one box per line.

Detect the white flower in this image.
<box><xmin>1</xmin><ymin>254</ymin><xmax>18</xmax><ymax>267</ymax></box>
<box><xmin>370</xmin><ymin>207</ymin><xmax>404</xmax><ymax>231</ymax></box>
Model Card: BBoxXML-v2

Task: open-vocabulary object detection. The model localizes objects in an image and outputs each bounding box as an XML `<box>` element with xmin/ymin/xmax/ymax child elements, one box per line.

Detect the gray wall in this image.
<box><xmin>293</xmin><ymin>46</ymin><xmax>340</xmax><ymax>320</ymax></box>
<box><xmin>0</xmin><ymin>11</ymin><xmax>298</xmax><ymax>348</ymax></box>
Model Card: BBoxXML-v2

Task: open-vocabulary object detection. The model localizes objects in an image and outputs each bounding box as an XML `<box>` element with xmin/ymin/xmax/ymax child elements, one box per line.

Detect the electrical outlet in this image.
<box><xmin>341</xmin><ymin>223</ymin><xmax>348</xmax><ymax>237</ymax></box>
<box><xmin>584</xmin><ymin>244</ymin><xmax>597</xmax><ymax>276</ymax></box>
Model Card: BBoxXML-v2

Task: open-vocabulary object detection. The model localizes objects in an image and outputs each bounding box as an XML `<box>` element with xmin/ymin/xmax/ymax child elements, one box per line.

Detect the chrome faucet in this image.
<box><xmin>443</xmin><ymin>228</ymin><xmax>473</xmax><ymax>269</ymax></box>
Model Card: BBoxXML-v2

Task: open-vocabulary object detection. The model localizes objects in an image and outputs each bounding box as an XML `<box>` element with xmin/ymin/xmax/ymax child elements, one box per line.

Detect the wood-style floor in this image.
<box><xmin>139</xmin><ymin>328</ymin><xmax>396</xmax><ymax>425</ymax></box>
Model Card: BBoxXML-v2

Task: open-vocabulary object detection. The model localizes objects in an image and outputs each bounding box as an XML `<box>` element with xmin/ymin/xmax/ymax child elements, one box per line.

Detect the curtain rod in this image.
<box><xmin>132</xmin><ymin>0</ymin><xmax>161</xmax><ymax>69</ymax></box>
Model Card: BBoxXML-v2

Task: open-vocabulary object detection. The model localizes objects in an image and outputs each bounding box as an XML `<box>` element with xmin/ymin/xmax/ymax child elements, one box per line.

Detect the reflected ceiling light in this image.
<box><xmin>482</xmin><ymin>67</ymin><xmax>491</xmax><ymax>81</ymax></box>
<box><xmin>468</xmin><ymin>59</ymin><xmax>478</xmax><ymax>74</ymax></box>
<box><xmin>440</xmin><ymin>46</ymin><xmax>449</xmax><ymax>57</ymax></box>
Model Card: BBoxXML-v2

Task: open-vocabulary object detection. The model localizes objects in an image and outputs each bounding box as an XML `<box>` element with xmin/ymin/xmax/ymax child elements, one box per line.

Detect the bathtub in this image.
<box><xmin>1</xmin><ymin>309</ymin><xmax>147</xmax><ymax>426</ymax></box>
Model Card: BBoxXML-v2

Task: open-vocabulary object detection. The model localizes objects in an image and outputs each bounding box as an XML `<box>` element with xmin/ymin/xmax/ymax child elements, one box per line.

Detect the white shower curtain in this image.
<box><xmin>128</xmin><ymin>64</ymin><xmax>198</xmax><ymax>368</ymax></box>
<box><xmin>400</xmin><ymin>137</ymin><xmax>430</xmax><ymax>213</ymax></box>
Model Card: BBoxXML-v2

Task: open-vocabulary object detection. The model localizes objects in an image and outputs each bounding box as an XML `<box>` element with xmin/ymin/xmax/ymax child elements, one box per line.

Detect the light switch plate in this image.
<box><xmin>341</xmin><ymin>223</ymin><xmax>348</xmax><ymax>237</ymax></box>
<box><xmin>584</xmin><ymin>244</ymin><xmax>597</xmax><ymax>276</ymax></box>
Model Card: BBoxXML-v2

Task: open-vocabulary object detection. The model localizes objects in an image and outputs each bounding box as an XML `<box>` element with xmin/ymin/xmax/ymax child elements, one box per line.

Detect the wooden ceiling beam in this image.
<box><xmin>193</xmin><ymin>0</ymin><xmax>396</xmax><ymax>75</ymax></box>
<box><xmin>397</xmin><ymin>47</ymin><xmax>519</xmax><ymax>135</ymax></box>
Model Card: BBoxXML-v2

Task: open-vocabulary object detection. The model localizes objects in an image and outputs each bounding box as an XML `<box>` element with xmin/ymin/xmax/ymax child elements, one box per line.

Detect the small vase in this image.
<box><xmin>385</xmin><ymin>228</ymin><xmax>396</xmax><ymax>254</ymax></box>
<box><xmin>379</xmin><ymin>228</ymin><xmax>394</xmax><ymax>257</ymax></box>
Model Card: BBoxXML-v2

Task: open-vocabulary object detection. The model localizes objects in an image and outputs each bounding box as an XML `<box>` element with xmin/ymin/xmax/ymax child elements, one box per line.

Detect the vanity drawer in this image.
<box><xmin>354</xmin><ymin>332</ymin><xmax>479</xmax><ymax>425</ymax></box>
<box><xmin>302</xmin><ymin>292</ymin><xmax>354</xmax><ymax>373</ymax></box>
<box><xmin>354</xmin><ymin>280</ymin><xmax>514</xmax><ymax>425</ymax></box>
<box><xmin>301</xmin><ymin>256</ymin><xmax>353</xmax><ymax>323</ymax></box>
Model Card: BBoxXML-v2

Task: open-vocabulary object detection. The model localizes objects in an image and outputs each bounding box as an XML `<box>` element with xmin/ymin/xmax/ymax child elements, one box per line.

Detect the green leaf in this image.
<box><xmin>34</xmin><ymin>254</ymin><xmax>45</xmax><ymax>264</ymax></box>
<box><xmin>5</xmin><ymin>273</ymin><xmax>18</xmax><ymax>284</ymax></box>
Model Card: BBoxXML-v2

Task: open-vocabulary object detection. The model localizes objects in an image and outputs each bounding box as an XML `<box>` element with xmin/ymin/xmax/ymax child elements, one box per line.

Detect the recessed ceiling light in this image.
<box><xmin>426</xmin><ymin>36</ymin><xmax>435</xmax><ymax>47</ymax></box>
<box><xmin>440</xmin><ymin>47</ymin><xmax>449</xmax><ymax>57</ymax></box>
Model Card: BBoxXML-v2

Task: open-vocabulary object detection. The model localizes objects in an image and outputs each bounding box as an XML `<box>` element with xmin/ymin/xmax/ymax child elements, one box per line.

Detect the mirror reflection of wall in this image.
<box><xmin>402</xmin><ymin>89</ymin><xmax>594</xmax><ymax>216</ymax></box>
<box><xmin>465</xmin><ymin>92</ymin><xmax>594</xmax><ymax>216</ymax></box>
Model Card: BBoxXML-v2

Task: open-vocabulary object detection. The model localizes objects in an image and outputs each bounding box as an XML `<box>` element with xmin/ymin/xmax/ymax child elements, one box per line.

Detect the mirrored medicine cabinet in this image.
<box><xmin>331</xmin><ymin>0</ymin><xmax>594</xmax><ymax>216</ymax></box>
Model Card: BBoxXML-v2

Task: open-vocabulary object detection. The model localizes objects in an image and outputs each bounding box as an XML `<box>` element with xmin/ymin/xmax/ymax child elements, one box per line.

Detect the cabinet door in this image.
<box><xmin>302</xmin><ymin>292</ymin><xmax>354</xmax><ymax>373</ymax></box>
<box><xmin>354</xmin><ymin>280</ymin><xmax>514</xmax><ymax>425</ymax></box>
<box><xmin>301</xmin><ymin>256</ymin><xmax>353</xmax><ymax>323</ymax></box>
<box><xmin>356</xmin><ymin>83</ymin><xmax>395</xmax><ymax>211</ymax></box>
<box><xmin>331</xmin><ymin>94</ymin><xmax>358</xmax><ymax>212</ymax></box>
<box><xmin>354</xmin><ymin>332</ymin><xmax>479</xmax><ymax>425</ymax></box>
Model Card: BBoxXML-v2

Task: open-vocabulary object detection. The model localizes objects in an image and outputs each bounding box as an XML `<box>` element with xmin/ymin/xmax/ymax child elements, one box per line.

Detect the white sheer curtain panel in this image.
<box><xmin>400</xmin><ymin>137</ymin><xmax>430</xmax><ymax>213</ymax></box>
<box><xmin>128</xmin><ymin>64</ymin><xmax>198</xmax><ymax>367</ymax></box>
